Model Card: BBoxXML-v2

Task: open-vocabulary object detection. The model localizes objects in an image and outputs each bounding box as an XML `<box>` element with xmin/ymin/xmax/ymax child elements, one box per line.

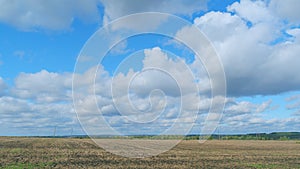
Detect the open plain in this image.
<box><xmin>0</xmin><ymin>137</ymin><xmax>300</xmax><ymax>168</ymax></box>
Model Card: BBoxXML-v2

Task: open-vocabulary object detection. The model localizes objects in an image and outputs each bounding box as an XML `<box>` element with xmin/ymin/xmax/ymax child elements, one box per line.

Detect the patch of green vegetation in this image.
<box><xmin>4</xmin><ymin>162</ymin><xmax>54</xmax><ymax>169</ymax></box>
<box><xmin>247</xmin><ymin>163</ymin><xmax>280</xmax><ymax>169</ymax></box>
<box><xmin>9</xmin><ymin>148</ymin><xmax>22</xmax><ymax>153</ymax></box>
<box><xmin>279</xmin><ymin>136</ymin><xmax>289</xmax><ymax>141</ymax></box>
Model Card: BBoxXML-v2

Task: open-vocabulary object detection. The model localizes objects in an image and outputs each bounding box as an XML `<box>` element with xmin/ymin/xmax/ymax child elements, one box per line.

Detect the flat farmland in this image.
<box><xmin>0</xmin><ymin>137</ymin><xmax>300</xmax><ymax>168</ymax></box>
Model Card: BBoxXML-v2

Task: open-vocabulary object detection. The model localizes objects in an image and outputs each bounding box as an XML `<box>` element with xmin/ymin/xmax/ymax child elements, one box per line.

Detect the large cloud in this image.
<box><xmin>0</xmin><ymin>0</ymin><xmax>208</xmax><ymax>31</ymax></box>
<box><xmin>101</xmin><ymin>0</ymin><xmax>207</xmax><ymax>24</ymax></box>
<box><xmin>0</xmin><ymin>70</ymin><xmax>83</xmax><ymax>136</ymax></box>
<box><xmin>0</xmin><ymin>0</ymin><xmax>101</xmax><ymax>30</ymax></box>
<box><xmin>12</xmin><ymin>70</ymin><xmax>72</xmax><ymax>103</ymax></box>
<box><xmin>100</xmin><ymin>0</ymin><xmax>207</xmax><ymax>31</ymax></box>
<box><xmin>0</xmin><ymin>96</ymin><xmax>79</xmax><ymax>136</ymax></box>
<box><xmin>269</xmin><ymin>0</ymin><xmax>300</xmax><ymax>24</ymax></box>
<box><xmin>193</xmin><ymin>0</ymin><xmax>300</xmax><ymax>96</ymax></box>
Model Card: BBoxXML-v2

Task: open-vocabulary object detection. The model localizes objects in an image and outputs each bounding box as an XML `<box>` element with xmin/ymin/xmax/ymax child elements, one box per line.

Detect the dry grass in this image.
<box><xmin>0</xmin><ymin>137</ymin><xmax>300</xmax><ymax>168</ymax></box>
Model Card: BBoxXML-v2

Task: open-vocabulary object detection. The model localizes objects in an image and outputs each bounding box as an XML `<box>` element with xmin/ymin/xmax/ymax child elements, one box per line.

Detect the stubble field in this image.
<box><xmin>0</xmin><ymin>137</ymin><xmax>300</xmax><ymax>168</ymax></box>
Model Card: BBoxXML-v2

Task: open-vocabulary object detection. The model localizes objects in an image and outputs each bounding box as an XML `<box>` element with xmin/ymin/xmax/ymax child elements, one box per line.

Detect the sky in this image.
<box><xmin>0</xmin><ymin>0</ymin><xmax>300</xmax><ymax>136</ymax></box>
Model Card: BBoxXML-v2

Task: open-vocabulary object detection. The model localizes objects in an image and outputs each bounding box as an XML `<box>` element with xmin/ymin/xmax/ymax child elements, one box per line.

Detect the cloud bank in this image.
<box><xmin>195</xmin><ymin>0</ymin><xmax>300</xmax><ymax>96</ymax></box>
<box><xmin>0</xmin><ymin>0</ymin><xmax>300</xmax><ymax>136</ymax></box>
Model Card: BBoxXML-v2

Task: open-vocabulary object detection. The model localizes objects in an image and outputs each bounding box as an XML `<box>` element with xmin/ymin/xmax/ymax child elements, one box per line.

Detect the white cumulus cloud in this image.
<box><xmin>194</xmin><ymin>0</ymin><xmax>300</xmax><ymax>96</ymax></box>
<box><xmin>0</xmin><ymin>0</ymin><xmax>101</xmax><ymax>31</ymax></box>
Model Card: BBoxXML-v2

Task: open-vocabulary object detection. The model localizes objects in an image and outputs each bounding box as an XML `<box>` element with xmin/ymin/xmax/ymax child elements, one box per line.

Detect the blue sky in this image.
<box><xmin>0</xmin><ymin>0</ymin><xmax>300</xmax><ymax>136</ymax></box>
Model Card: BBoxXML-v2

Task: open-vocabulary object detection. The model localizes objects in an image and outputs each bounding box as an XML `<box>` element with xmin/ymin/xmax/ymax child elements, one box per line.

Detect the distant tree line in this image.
<box><xmin>197</xmin><ymin>132</ymin><xmax>300</xmax><ymax>140</ymax></box>
<box><xmin>22</xmin><ymin>132</ymin><xmax>300</xmax><ymax>140</ymax></box>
